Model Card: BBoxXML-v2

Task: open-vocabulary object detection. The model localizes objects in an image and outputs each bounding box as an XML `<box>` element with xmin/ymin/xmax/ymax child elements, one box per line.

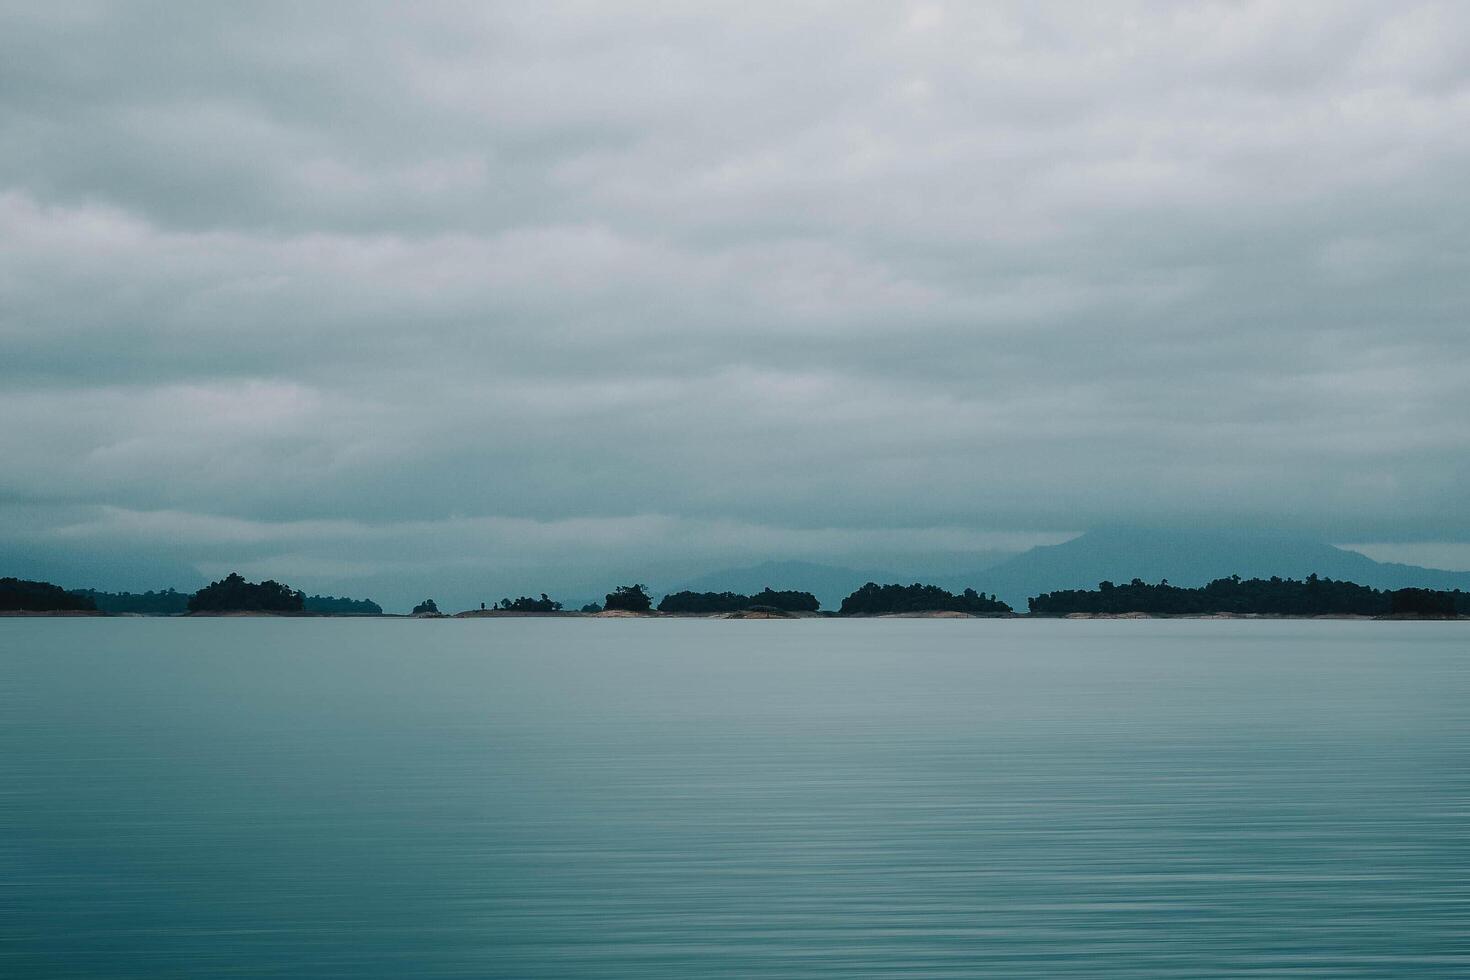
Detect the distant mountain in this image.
<box><xmin>668</xmin><ymin>560</ymin><xmax>909</xmax><ymax>611</ymax></box>
<box><xmin>964</xmin><ymin>528</ymin><xmax>1470</xmax><ymax>609</ymax></box>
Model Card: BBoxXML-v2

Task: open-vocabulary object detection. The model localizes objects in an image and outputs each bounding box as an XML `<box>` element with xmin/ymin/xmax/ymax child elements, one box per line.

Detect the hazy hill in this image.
<box><xmin>963</xmin><ymin>528</ymin><xmax>1470</xmax><ymax>609</ymax></box>
<box><xmin>666</xmin><ymin>531</ymin><xmax>1470</xmax><ymax>611</ymax></box>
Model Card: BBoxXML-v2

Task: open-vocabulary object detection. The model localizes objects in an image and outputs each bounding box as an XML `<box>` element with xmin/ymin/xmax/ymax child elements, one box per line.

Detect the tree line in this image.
<box><xmin>497</xmin><ymin>594</ymin><xmax>563</xmax><ymax>612</ymax></box>
<box><xmin>1</xmin><ymin>577</ymin><xmax>99</xmax><ymax>613</ymax></box>
<box><xmin>839</xmin><ymin>583</ymin><xmax>1011</xmax><ymax>616</ymax></box>
<box><xmin>65</xmin><ymin>587</ymin><xmax>382</xmax><ymax>616</ymax></box>
<box><xmin>6</xmin><ymin>571</ymin><xmax>1467</xmax><ymax>618</ymax></box>
<box><xmin>1</xmin><ymin>574</ymin><xmax>383</xmax><ymax>615</ymax></box>
<box><xmin>658</xmin><ymin>588</ymin><xmax>820</xmax><ymax>613</ymax></box>
<box><xmin>1028</xmin><ymin>575</ymin><xmax>1468</xmax><ymax>617</ymax></box>
<box><xmin>188</xmin><ymin>573</ymin><xmax>304</xmax><ymax>613</ymax></box>
<box><xmin>302</xmin><ymin>594</ymin><xmax>384</xmax><ymax>615</ymax></box>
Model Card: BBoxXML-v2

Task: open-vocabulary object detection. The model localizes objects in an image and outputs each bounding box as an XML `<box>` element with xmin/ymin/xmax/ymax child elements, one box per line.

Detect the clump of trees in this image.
<box><xmin>580</xmin><ymin>602</ymin><xmax>603</xmax><ymax>613</ymax></box>
<box><xmin>658</xmin><ymin>590</ymin><xmax>748</xmax><ymax>613</ymax></box>
<box><xmin>68</xmin><ymin>588</ymin><xmax>188</xmax><ymax>615</ymax></box>
<box><xmin>749</xmin><ymin>588</ymin><xmax>820</xmax><ymax>612</ymax></box>
<box><xmin>1389</xmin><ymin>588</ymin><xmax>1460</xmax><ymax>618</ymax></box>
<box><xmin>63</xmin><ymin>587</ymin><xmax>380</xmax><ymax>616</ymax></box>
<box><xmin>658</xmin><ymin>588</ymin><xmax>820</xmax><ymax>613</ymax></box>
<box><xmin>499</xmin><ymin>593</ymin><xmax>563</xmax><ymax>612</ymax></box>
<box><xmin>303</xmin><ymin>595</ymin><xmax>383</xmax><ymax>615</ymax></box>
<box><xmin>1025</xmin><ymin>575</ymin><xmax>1466</xmax><ymax>616</ymax></box>
<box><xmin>839</xmin><ymin>582</ymin><xmax>1012</xmax><ymax>616</ymax></box>
<box><xmin>604</xmin><ymin>584</ymin><xmax>652</xmax><ymax>612</ymax></box>
<box><xmin>188</xmin><ymin>573</ymin><xmax>304</xmax><ymax>613</ymax></box>
<box><xmin>412</xmin><ymin>598</ymin><xmax>440</xmax><ymax>615</ymax></box>
<box><xmin>1</xmin><ymin>577</ymin><xmax>98</xmax><ymax>612</ymax></box>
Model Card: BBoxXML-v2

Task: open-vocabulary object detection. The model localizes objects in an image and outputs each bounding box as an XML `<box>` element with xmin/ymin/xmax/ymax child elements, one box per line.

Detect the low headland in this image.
<box><xmin>3</xmin><ymin>573</ymin><xmax>1466</xmax><ymax>620</ymax></box>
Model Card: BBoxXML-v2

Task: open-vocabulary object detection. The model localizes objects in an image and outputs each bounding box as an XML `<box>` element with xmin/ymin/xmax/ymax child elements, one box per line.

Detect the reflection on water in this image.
<box><xmin>2</xmin><ymin>619</ymin><xmax>1467</xmax><ymax>977</ymax></box>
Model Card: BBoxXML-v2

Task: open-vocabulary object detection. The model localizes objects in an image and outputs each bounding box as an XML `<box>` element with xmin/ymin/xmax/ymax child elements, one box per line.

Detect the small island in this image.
<box><xmin>839</xmin><ymin>583</ymin><xmax>1012</xmax><ymax>616</ymax></box>
<box><xmin>188</xmin><ymin>573</ymin><xmax>306</xmax><ymax>614</ymax></box>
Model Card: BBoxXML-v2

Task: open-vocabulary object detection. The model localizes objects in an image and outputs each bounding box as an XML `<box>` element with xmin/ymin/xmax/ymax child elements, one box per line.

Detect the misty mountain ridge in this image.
<box><xmin>15</xmin><ymin>529</ymin><xmax>1467</xmax><ymax>615</ymax></box>
<box><xmin>679</xmin><ymin>530</ymin><xmax>1470</xmax><ymax>611</ymax></box>
<box><xmin>966</xmin><ymin>528</ymin><xmax>1470</xmax><ymax>609</ymax></box>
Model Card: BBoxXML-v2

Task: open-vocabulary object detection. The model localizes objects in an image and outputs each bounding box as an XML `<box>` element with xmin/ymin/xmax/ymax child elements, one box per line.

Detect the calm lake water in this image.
<box><xmin>2</xmin><ymin>618</ymin><xmax>1466</xmax><ymax>978</ymax></box>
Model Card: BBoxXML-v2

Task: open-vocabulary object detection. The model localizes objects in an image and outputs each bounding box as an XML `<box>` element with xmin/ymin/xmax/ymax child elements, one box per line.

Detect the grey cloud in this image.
<box><xmin>2</xmin><ymin>1</ymin><xmax>1469</xmax><ymax>604</ymax></box>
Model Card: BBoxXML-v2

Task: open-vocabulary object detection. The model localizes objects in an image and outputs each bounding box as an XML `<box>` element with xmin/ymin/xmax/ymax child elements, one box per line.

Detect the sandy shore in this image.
<box><xmin>0</xmin><ymin>609</ymin><xmax>106</xmax><ymax>617</ymax></box>
<box><xmin>7</xmin><ymin>609</ymin><xmax>1460</xmax><ymax>620</ymax></box>
<box><xmin>1052</xmin><ymin>612</ymin><xmax>1444</xmax><ymax>620</ymax></box>
<box><xmin>454</xmin><ymin>609</ymin><xmax>579</xmax><ymax>618</ymax></box>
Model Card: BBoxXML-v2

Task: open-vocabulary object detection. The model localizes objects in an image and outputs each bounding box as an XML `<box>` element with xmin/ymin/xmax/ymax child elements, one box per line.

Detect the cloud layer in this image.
<box><xmin>3</xmin><ymin>2</ymin><xmax>1468</xmax><ymax>607</ymax></box>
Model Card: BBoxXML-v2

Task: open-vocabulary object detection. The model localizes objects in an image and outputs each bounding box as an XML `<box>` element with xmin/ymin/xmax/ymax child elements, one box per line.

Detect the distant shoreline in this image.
<box><xmin>0</xmin><ymin>609</ymin><xmax>108</xmax><ymax>617</ymax></box>
<box><xmin>3</xmin><ymin>610</ymin><xmax>1462</xmax><ymax>621</ymax></box>
<box><xmin>12</xmin><ymin>571</ymin><xmax>1465</xmax><ymax>620</ymax></box>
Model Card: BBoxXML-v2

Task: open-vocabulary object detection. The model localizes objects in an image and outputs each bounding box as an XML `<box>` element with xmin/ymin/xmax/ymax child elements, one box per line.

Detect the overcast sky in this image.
<box><xmin>3</xmin><ymin>1</ymin><xmax>1468</xmax><ymax>608</ymax></box>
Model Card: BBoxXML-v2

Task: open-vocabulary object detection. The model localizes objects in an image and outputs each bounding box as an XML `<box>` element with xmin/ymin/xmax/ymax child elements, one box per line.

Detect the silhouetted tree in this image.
<box><xmin>658</xmin><ymin>590</ymin><xmax>751</xmax><ymax>613</ymax></box>
<box><xmin>604</xmin><ymin>584</ymin><xmax>652</xmax><ymax>612</ymax></box>
<box><xmin>750</xmin><ymin>587</ymin><xmax>820</xmax><ymax>612</ymax></box>
<box><xmin>659</xmin><ymin>587</ymin><xmax>821</xmax><ymax>613</ymax></box>
<box><xmin>580</xmin><ymin>602</ymin><xmax>603</xmax><ymax>613</ymax></box>
<box><xmin>188</xmin><ymin>573</ymin><xmax>303</xmax><ymax>613</ymax></box>
<box><xmin>68</xmin><ymin>588</ymin><xmax>187</xmax><ymax>615</ymax></box>
<box><xmin>412</xmin><ymin>598</ymin><xmax>440</xmax><ymax>615</ymax></box>
<box><xmin>498</xmin><ymin>593</ymin><xmax>563</xmax><ymax>612</ymax></box>
<box><xmin>1027</xmin><ymin>575</ymin><xmax>1409</xmax><ymax>616</ymax></box>
<box><xmin>1390</xmin><ymin>588</ymin><xmax>1458</xmax><ymax>617</ymax></box>
<box><xmin>839</xmin><ymin>582</ymin><xmax>1011</xmax><ymax>615</ymax></box>
<box><xmin>303</xmin><ymin>594</ymin><xmax>383</xmax><ymax>615</ymax></box>
<box><xmin>1</xmin><ymin>578</ymin><xmax>97</xmax><ymax>612</ymax></box>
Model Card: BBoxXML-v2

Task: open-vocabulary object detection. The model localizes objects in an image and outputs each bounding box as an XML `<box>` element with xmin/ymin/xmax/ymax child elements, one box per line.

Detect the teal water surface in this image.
<box><xmin>2</xmin><ymin>618</ymin><xmax>1467</xmax><ymax>977</ymax></box>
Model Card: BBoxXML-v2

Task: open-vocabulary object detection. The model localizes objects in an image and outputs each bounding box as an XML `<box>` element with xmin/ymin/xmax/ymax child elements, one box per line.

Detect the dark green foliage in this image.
<box><xmin>303</xmin><ymin>594</ymin><xmax>383</xmax><ymax>615</ymax></box>
<box><xmin>1</xmin><ymin>577</ymin><xmax>97</xmax><ymax>612</ymax></box>
<box><xmin>412</xmin><ymin>598</ymin><xmax>440</xmax><ymax>615</ymax></box>
<box><xmin>580</xmin><ymin>602</ymin><xmax>603</xmax><ymax>613</ymax></box>
<box><xmin>69</xmin><ymin>586</ymin><xmax>380</xmax><ymax>616</ymax></box>
<box><xmin>1029</xmin><ymin>578</ymin><xmax>1216</xmax><ymax>615</ymax></box>
<box><xmin>604</xmin><ymin>584</ymin><xmax>652</xmax><ymax>612</ymax></box>
<box><xmin>498</xmin><ymin>593</ymin><xmax>563</xmax><ymax>612</ymax></box>
<box><xmin>69</xmin><ymin>588</ymin><xmax>189</xmax><ymax>615</ymax></box>
<box><xmin>1389</xmin><ymin>588</ymin><xmax>1458</xmax><ymax>617</ymax></box>
<box><xmin>1027</xmin><ymin>574</ymin><xmax>1422</xmax><ymax>616</ymax></box>
<box><xmin>839</xmin><ymin>582</ymin><xmax>1011</xmax><ymax>615</ymax></box>
<box><xmin>188</xmin><ymin>573</ymin><xmax>304</xmax><ymax>613</ymax></box>
<box><xmin>749</xmin><ymin>587</ymin><xmax>820</xmax><ymax>612</ymax></box>
<box><xmin>658</xmin><ymin>588</ymin><xmax>821</xmax><ymax>613</ymax></box>
<box><xmin>658</xmin><ymin>590</ymin><xmax>753</xmax><ymax>613</ymax></box>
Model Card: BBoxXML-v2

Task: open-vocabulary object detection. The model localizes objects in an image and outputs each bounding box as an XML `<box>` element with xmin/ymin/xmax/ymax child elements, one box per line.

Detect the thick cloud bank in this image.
<box><xmin>2</xmin><ymin>2</ymin><xmax>1468</xmax><ymax>606</ymax></box>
